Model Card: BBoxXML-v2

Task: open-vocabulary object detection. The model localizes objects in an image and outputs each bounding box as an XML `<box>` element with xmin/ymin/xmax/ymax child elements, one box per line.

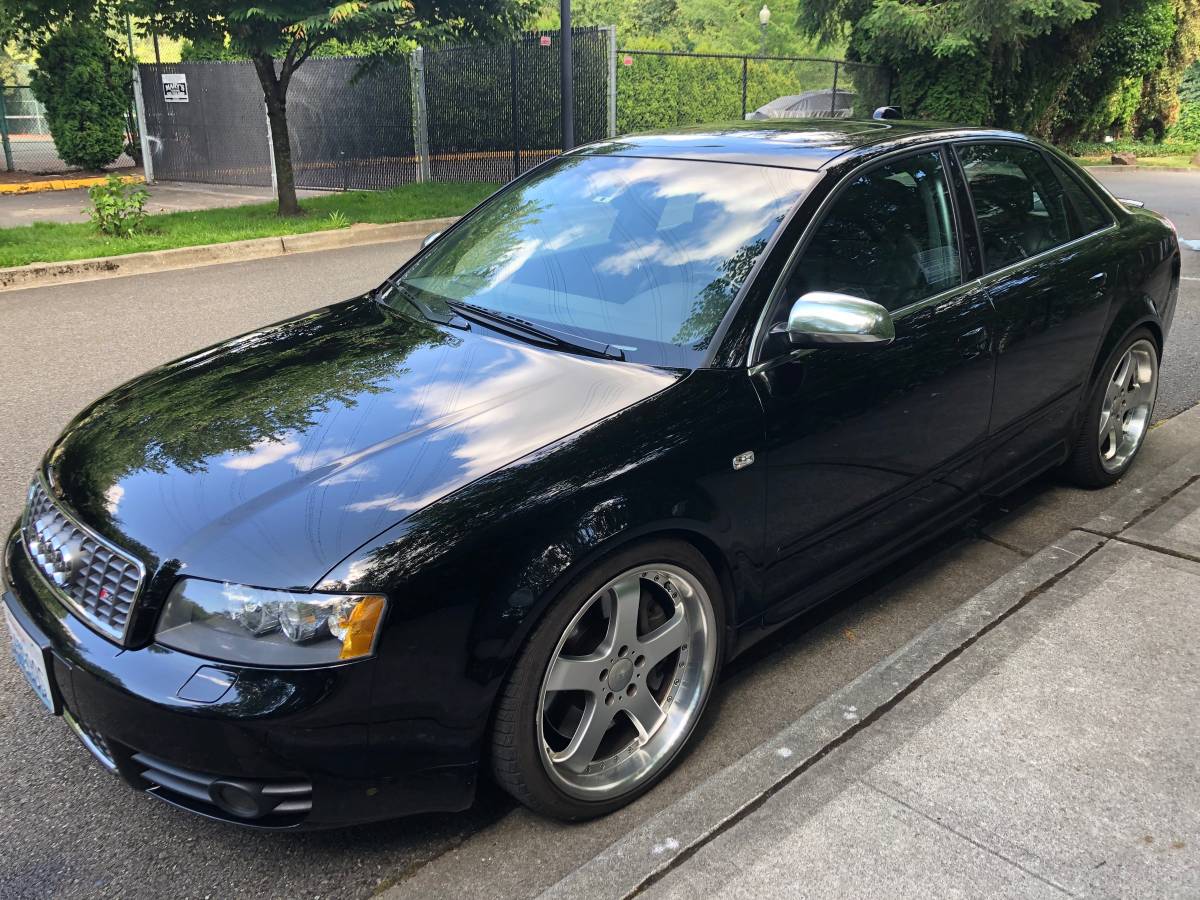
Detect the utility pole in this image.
<box><xmin>560</xmin><ymin>0</ymin><xmax>574</xmax><ymax>151</ymax></box>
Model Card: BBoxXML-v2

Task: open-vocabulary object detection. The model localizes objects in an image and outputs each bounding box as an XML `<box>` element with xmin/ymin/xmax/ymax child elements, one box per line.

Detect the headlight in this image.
<box><xmin>156</xmin><ymin>578</ymin><xmax>386</xmax><ymax>666</ymax></box>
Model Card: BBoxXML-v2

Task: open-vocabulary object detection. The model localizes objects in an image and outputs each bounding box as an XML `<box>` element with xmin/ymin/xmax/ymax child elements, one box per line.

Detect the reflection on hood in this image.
<box><xmin>48</xmin><ymin>298</ymin><xmax>679</xmax><ymax>589</ymax></box>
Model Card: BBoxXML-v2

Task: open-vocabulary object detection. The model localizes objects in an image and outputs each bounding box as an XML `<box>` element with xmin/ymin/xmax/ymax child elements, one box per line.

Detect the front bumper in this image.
<box><xmin>3</xmin><ymin>528</ymin><xmax>476</xmax><ymax>829</ymax></box>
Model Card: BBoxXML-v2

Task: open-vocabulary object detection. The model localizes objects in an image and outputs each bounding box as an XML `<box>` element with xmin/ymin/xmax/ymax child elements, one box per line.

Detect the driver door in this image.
<box><xmin>752</xmin><ymin>147</ymin><xmax>996</xmax><ymax>622</ymax></box>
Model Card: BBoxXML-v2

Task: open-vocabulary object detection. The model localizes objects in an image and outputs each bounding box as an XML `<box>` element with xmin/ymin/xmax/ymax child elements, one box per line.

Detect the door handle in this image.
<box><xmin>1089</xmin><ymin>271</ymin><xmax>1108</xmax><ymax>287</ymax></box>
<box><xmin>958</xmin><ymin>325</ymin><xmax>990</xmax><ymax>360</ymax></box>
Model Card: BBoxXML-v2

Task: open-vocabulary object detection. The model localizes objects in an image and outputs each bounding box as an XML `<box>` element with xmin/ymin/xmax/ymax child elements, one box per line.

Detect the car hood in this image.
<box><xmin>45</xmin><ymin>298</ymin><xmax>680</xmax><ymax>589</ymax></box>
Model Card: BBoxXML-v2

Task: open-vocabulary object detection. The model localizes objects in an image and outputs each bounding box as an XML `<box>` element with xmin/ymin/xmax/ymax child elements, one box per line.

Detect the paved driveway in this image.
<box><xmin>0</xmin><ymin>169</ymin><xmax>1196</xmax><ymax>899</ymax></box>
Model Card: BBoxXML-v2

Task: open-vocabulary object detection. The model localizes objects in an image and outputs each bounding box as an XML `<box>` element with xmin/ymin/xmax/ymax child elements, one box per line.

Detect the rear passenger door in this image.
<box><xmin>954</xmin><ymin>141</ymin><xmax>1117</xmax><ymax>492</ymax></box>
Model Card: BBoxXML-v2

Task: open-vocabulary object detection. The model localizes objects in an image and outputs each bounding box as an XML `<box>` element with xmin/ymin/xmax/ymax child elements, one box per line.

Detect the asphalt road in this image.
<box><xmin>1090</xmin><ymin>167</ymin><xmax>1200</xmax><ymax>420</ymax></box>
<box><xmin>0</xmin><ymin>169</ymin><xmax>1197</xmax><ymax>900</ymax></box>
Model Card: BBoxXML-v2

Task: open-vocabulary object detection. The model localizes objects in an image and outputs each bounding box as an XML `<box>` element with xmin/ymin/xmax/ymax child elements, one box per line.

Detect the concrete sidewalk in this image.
<box><xmin>543</xmin><ymin>441</ymin><xmax>1200</xmax><ymax>899</ymax></box>
<box><xmin>642</xmin><ymin>538</ymin><xmax>1199</xmax><ymax>897</ymax></box>
<box><xmin>0</xmin><ymin>180</ymin><xmax>327</xmax><ymax>227</ymax></box>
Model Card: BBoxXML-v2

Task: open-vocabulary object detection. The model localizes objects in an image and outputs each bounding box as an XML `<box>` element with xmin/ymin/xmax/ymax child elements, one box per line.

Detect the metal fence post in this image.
<box><xmin>606</xmin><ymin>26</ymin><xmax>617</xmax><ymax>138</ymax></box>
<box><xmin>830</xmin><ymin>61</ymin><xmax>839</xmax><ymax>116</ymax></box>
<box><xmin>559</xmin><ymin>5</ymin><xmax>574</xmax><ymax>150</ymax></box>
<box><xmin>130</xmin><ymin>66</ymin><xmax>155</xmax><ymax>183</ymax></box>
<box><xmin>741</xmin><ymin>57</ymin><xmax>748</xmax><ymax>119</ymax></box>
<box><xmin>510</xmin><ymin>43</ymin><xmax>521</xmax><ymax>179</ymax></box>
<box><xmin>411</xmin><ymin>47</ymin><xmax>431</xmax><ymax>183</ymax></box>
<box><xmin>0</xmin><ymin>87</ymin><xmax>14</xmax><ymax>172</ymax></box>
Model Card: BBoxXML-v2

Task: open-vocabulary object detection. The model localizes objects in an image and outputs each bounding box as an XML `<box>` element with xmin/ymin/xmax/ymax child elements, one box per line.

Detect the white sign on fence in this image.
<box><xmin>162</xmin><ymin>74</ymin><xmax>189</xmax><ymax>103</ymax></box>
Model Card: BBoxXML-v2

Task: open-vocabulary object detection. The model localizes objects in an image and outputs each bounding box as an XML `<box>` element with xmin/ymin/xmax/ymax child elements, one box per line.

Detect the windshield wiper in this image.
<box><xmin>445</xmin><ymin>300</ymin><xmax>625</xmax><ymax>361</ymax></box>
<box><xmin>376</xmin><ymin>276</ymin><xmax>468</xmax><ymax>329</ymax></box>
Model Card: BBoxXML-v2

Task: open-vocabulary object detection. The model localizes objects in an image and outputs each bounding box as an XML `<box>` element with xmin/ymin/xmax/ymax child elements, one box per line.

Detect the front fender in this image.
<box><xmin>318</xmin><ymin>369</ymin><xmax>766</xmax><ymax>765</ymax></box>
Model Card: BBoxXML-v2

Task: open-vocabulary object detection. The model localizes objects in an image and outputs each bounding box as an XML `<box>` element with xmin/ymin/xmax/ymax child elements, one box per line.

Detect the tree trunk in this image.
<box><xmin>252</xmin><ymin>56</ymin><xmax>301</xmax><ymax>217</ymax></box>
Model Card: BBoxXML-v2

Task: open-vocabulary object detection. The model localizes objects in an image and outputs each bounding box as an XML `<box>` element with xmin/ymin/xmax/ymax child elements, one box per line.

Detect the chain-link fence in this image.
<box><xmin>615</xmin><ymin>50</ymin><xmax>891</xmax><ymax>133</ymax></box>
<box><xmin>3</xmin><ymin>31</ymin><xmax>890</xmax><ymax>187</ymax></box>
<box><xmin>137</xmin><ymin>63</ymin><xmax>270</xmax><ymax>185</ymax></box>
<box><xmin>423</xmin><ymin>28</ymin><xmax>612</xmax><ymax>182</ymax></box>
<box><xmin>1</xmin><ymin>83</ymin><xmax>137</xmax><ymax>174</ymax></box>
<box><xmin>136</xmin><ymin>27</ymin><xmax>614</xmax><ymax>190</ymax></box>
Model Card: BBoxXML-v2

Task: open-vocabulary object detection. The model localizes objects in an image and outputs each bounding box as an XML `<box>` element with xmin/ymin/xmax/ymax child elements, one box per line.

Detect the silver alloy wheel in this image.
<box><xmin>1099</xmin><ymin>338</ymin><xmax>1158</xmax><ymax>474</ymax></box>
<box><xmin>536</xmin><ymin>563</ymin><xmax>718</xmax><ymax>801</ymax></box>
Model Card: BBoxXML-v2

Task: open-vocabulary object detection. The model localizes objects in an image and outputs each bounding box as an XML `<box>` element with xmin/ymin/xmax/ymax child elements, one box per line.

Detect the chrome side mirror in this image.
<box><xmin>772</xmin><ymin>291</ymin><xmax>895</xmax><ymax>349</ymax></box>
<box><xmin>422</xmin><ymin>231</ymin><xmax>441</xmax><ymax>248</ymax></box>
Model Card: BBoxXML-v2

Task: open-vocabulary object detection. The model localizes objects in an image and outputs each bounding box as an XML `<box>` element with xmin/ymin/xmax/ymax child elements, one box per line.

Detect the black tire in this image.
<box><xmin>490</xmin><ymin>538</ymin><xmax>725</xmax><ymax>821</ymax></box>
<box><xmin>1064</xmin><ymin>327</ymin><xmax>1159</xmax><ymax>488</ymax></box>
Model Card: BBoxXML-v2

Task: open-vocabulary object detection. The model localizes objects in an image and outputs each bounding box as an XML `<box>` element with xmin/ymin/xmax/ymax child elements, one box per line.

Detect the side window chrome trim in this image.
<box><xmin>974</xmin><ymin>221</ymin><xmax>1118</xmax><ymax>286</ymax></box>
<box><xmin>747</xmin><ymin>142</ymin><xmax>961</xmax><ymax>368</ymax></box>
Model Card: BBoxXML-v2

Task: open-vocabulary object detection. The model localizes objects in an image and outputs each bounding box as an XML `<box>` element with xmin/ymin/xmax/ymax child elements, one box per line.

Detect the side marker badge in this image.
<box><xmin>732</xmin><ymin>451</ymin><xmax>755</xmax><ymax>471</ymax></box>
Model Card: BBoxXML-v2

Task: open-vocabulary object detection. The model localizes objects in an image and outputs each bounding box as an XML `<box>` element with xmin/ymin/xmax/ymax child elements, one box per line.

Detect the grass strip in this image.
<box><xmin>0</xmin><ymin>181</ymin><xmax>497</xmax><ymax>269</ymax></box>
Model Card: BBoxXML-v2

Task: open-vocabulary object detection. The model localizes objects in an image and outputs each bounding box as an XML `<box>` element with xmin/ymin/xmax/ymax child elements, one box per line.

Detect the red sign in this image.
<box><xmin>539</xmin><ymin>35</ymin><xmax>552</xmax><ymax>47</ymax></box>
<box><xmin>622</xmin><ymin>55</ymin><xmax>633</xmax><ymax>66</ymax></box>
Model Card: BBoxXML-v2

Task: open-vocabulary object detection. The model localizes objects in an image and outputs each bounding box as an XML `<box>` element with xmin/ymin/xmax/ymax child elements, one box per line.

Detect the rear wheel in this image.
<box><xmin>1065</xmin><ymin>329</ymin><xmax>1159</xmax><ymax>488</ymax></box>
<box><xmin>490</xmin><ymin>540</ymin><xmax>723</xmax><ymax>820</ymax></box>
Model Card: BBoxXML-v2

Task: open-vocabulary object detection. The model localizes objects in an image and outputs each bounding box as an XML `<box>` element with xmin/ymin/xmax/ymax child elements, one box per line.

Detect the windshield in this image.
<box><xmin>393</xmin><ymin>155</ymin><xmax>815</xmax><ymax>366</ymax></box>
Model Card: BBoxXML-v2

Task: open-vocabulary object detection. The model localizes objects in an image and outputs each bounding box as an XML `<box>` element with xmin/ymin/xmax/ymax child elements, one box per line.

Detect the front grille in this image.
<box><xmin>21</xmin><ymin>477</ymin><xmax>145</xmax><ymax>643</ymax></box>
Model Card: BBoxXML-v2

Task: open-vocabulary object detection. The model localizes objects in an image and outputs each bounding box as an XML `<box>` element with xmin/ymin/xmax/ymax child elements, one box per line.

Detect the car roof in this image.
<box><xmin>575</xmin><ymin>120</ymin><xmax>1031</xmax><ymax>171</ymax></box>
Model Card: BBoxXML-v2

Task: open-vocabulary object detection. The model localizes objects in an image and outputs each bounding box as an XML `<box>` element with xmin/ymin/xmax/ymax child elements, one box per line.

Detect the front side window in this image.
<box><xmin>395</xmin><ymin>155</ymin><xmax>816</xmax><ymax>367</ymax></box>
<box><xmin>782</xmin><ymin>150</ymin><xmax>961</xmax><ymax>313</ymax></box>
<box><xmin>957</xmin><ymin>143</ymin><xmax>1074</xmax><ymax>271</ymax></box>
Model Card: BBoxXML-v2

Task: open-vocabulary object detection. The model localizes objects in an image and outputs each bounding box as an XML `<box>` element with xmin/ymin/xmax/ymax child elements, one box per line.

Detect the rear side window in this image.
<box><xmin>783</xmin><ymin>150</ymin><xmax>961</xmax><ymax>312</ymax></box>
<box><xmin>1047</xmin><ymin>157</ymin><xmax>1112</xmax><ymax>237</ymax></box>
<box><xmin>957</xmin><ymin>143</ymin><xmax>1073</xmax><ymax>272</ymax></box>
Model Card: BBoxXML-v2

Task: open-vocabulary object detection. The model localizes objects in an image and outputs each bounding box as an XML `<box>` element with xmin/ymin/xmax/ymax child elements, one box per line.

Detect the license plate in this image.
<box><xmin>5</xmin><ymin>603</ymin><xmax>56</xmax><ymax>713</ymax></box>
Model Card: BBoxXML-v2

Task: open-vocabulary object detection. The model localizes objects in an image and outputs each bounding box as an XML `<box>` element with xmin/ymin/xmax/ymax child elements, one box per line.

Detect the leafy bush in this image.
<box><xmin>29</xmin><ymin>22</ymin><xmax>129</xmax><ymax>170</ymax></box>
<box><xmin>87</xmin><ymin>175</ymin><xmax>149</xmax><ymax>237</ymax></box>
<box><xmin>1065</xmin><ymin>138</ymin><xmax>1199</xmax><ymax>157</ymax></box>
<box><xmin>1167</xmin><ymin>103</ymin><xmax>1200</xmax><ymax>143</ymax></box>
<box><xmin>1182</xmin><ymin>61</ymin><xmax>1200</xmax><ymax>105</ymax></box>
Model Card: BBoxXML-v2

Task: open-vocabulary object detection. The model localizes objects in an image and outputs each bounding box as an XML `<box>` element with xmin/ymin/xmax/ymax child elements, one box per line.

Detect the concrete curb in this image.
<box><xmin>0</xmin><ymin>173</ymin><xmax>145</xmax><ymax>195</ymax></box>
<box><xmin>1080</xmin><ymin>164</ymin><xmax>1200</xmax><ymax>173</ymax></box>
<box><xmin>540</xmin><ymin>446</ymin><xmax>1200</xmax><ymax>900</ymax></box>
<box><xmin>0</xmin><ymin>216</ymin><xmax>458</xmax><ymax>293</ymax></box>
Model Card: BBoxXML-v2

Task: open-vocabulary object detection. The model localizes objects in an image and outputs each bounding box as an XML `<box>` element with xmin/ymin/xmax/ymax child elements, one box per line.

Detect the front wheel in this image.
<box><xmin>490</xmin><ymin>540</ymin><xmax>723</xmax><ymax>820</ymax></box>
<box><xmin>1065</xmin><ymin>329</ymin><xmax>1159</xmax><ymax>488</ymax></box>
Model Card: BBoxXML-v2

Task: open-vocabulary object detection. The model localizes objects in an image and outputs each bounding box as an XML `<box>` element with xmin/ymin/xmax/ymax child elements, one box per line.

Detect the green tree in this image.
<box><xmin>799</xmin><ymin>0</ymin><xmax>1200</xmax><ymax>141</ymax></box>
<box><xmin>1132</xmin><ymin>0</ymin><xmax>1200</xmax><ymax>138</ymax></box>
<box><xmin>1</xmin><ymin>44</ymin><xmax>36</xmax><ymax>83</ymax></box>
<box><xmin>4</xmin><ymin>0</ymin><xmax>533</xmax><ymax>214</ymax></box>
<box><xmin>30</xmin><ymin>20</ymin><xmax>129</xmax><ymax>169</ymax></box>
<box><xmin>126</xmin><ymin>1</ymin><xmax>535</xmax><ymax>217</ymax></box>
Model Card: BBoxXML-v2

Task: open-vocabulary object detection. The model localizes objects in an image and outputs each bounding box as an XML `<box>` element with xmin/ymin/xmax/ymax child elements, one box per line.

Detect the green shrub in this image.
<box><xmin>1065</xmin><ymin>137</ymin><xmax>1199</xmax><ymax>156</ymax></box>
<box><xmin>1182</xmin><ymin>62</ymin><xmax>1200</xmax><ymax>105</ymax></box>
<box><xmin>1167</xmin><ymin>103</ymin><xmax>1200</xmax><ymax>144</ymax></box>
<box><xmin>30</xmin><ymin>22</ymin><xmax>129</xmax><ymax>171</ymax></box>
<box><xmin>87</xmin><ymin>174</ymin><xmax>149</xmax><ymax>237</ymax></box>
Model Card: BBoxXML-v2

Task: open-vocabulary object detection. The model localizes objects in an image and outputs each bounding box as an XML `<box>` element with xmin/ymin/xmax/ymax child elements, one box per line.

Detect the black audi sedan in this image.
<box><xmin>3</xmin><ymin>121</ymin><xmax>1180</xmax><ymax>828</ymax></box>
